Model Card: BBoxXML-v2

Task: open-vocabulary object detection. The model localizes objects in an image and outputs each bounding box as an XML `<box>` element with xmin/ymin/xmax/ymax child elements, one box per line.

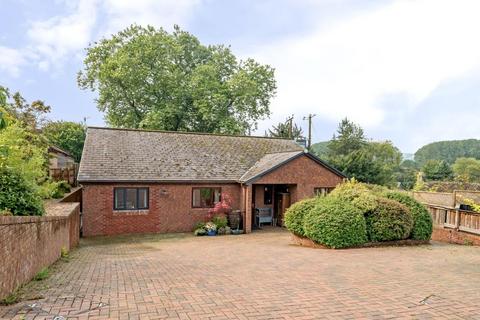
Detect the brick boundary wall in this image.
<box><xmin>0</xmin><ymin>202</ymin><xmax>80</xmax><ymax>300</ymax></box>
<box><xmin>432</xmin><ymin>227</ymin><xmax>480</xmax><ymax>246</ymax></box>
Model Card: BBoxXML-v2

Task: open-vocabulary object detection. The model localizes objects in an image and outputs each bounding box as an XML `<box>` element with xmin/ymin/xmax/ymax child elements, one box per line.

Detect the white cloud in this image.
<box><xmin>17</xmin><ymin>0</ymin><xmax>200</xmax><ymax>73</ymax></box>
<box><xmin>0</xmin><ymin>46</ymin><xmax>27</xmax><ymax>77</ymax></box>
<box><xmin>27</xmin><ymin>0</ymin><xmax>99</xmax><ymax>70</ymax></box>
<box><xmin>252</xmin><ymin>0</ymin><xmax>480</xmax><ymax>133</ymax></box>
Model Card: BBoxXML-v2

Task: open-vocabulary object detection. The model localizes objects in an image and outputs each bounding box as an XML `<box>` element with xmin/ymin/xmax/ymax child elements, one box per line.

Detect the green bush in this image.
<box><xmin>303</xmin><ymin>197</ymin><xmax>367</xmax><ymax>248</ymax></box>
<box><xmin>285</xmin><ymin>197</ymin><xmax>319</xmax><ymax>237</ymax></box>
<box><xmin>384</xmin><ymin>191</ymin><xmax>432</xmax><ymax>240</ymax></box>
<box><xmin>0</xmin><ymin>166</ymin><xmax>44</xmax><ymax>216</ymax></box>
<box><xmin>212</xmin><ymin>215</ymin><xmax>228</xmax><ymax>229</ymax></box>
<box><xmin>329</xmin><ymin>179</ymin><xmax>371</xmax><ymax>201</ymax></box>
<box><xmin>38</xmin><ymin>180</ymin><xmax>71</xmax><ymax>199</ymax></box>
<box><xmin>366</xmin><ymin>198</ymin><xmax>413</xmax><ymax>242</ymax></box>
<box><xmin>351</xmin><ymin>192</ymin><xmax>378</xmax><ymax>214</ymax></box>
<box><xmin>57</xmin><ymin>180</ymin><xmax>71</xmax><ymax>194</ymax></box>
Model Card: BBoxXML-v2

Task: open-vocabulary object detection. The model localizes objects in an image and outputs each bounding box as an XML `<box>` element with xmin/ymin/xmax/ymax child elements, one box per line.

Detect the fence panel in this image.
<box><xmin>413</xmin><ymin>191</ymin><xmax>455</xmax><ymax>207</ymax></box>
<box><xmin>459</xmin><ymin>211</ymin><xmax>480</xmax><ymax>235</ymax></box>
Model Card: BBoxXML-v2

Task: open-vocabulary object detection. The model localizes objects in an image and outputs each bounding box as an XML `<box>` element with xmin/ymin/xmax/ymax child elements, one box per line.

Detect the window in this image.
<box><xmin>114</xmin><ymin>188</ymin><xmax>149</xmax><ymax>210</ymax></box>
<box><xmin>264</xmin><ymin>185</ymin><xmax>273</xmax><ymax>205</ymax></box>
<box><xmin>314</xmin><ymin>187</ymin><xmax>333</xmax><ymax>197</ymax></box>
<box><xmin>192</xmin><ymin>187</ymin><xmax>221</xmax><ymax>208</ymax></box>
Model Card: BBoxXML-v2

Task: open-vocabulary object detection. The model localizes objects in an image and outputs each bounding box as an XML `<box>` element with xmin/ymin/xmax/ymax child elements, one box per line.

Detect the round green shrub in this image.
<box><xmin>0</xmin><ymin>166</ymin><xmax>44</xmax><ymax>216</ymax></box>
<box><xmin>366</xmin><ymin>198</ymin><xmax>413</xmax><ymax>242</ymax></box>
<box><xmin>285</xmin><ymin>197</ymin><xmax>319</xmax><ymax>237</ymax></box>
<box><xmin>303</xmin><ymin>197</ymin><xmax>367</xmax><ymax>248</ymax></box>
<box><xmin>384</xmin><ymin>191</ymin><xmax>432</xmax><ymax>240</ymax></box>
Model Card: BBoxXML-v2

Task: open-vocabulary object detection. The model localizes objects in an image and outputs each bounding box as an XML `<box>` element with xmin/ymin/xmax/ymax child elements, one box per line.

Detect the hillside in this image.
<box><xmin>414</xmin><ymin>139</ymin><xmax>480</xmax><ymax>165</ymax></box>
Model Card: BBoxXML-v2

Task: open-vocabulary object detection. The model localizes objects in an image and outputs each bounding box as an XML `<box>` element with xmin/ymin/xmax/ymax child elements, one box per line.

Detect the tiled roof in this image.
<box><xmin>78</xmin><ymin>127</ymin><xmax>304</xmax><ymax>182</ymax></box>
<box><xmin>239</xmin><ymin>151</ymin><xmax>304</xmax><ymax>183</ymax></box>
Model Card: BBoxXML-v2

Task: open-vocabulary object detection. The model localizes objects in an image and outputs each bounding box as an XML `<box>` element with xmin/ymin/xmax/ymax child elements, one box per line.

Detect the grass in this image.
<box><xmin>60</xmin><ymin>246</ymin><xmax>70</xmax><ymax>262</ymax></box>
<box><xmin>33</xmin><ymin>267</ymin><xmax>50</xmax><ymax>281</ymax></box>
<box><xmin>0</xmin><ymin>291</ymin><xmax>19</xmax><ymax>305</ymax></box>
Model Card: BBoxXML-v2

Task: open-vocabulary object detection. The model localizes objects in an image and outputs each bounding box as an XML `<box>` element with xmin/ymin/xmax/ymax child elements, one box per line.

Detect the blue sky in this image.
<box><xmin>1</xmin><ymin>0</ymin><xmax>480</xmax><ymax>153</ymax></box>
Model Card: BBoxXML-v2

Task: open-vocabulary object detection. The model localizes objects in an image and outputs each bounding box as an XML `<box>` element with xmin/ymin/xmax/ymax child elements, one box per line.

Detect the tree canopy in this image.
<box><xmin>452</xmin><ymin>157</ymin><xmax>480</xmax><ymax>182</ymax></box>
<box><xmin>325</xmin><ymin>118</ymin><xmax>402</xmax><ymax>186</ymax></box>
<box><xmin>421</xmin><ymin>159</ymin><xmax>452</xmax><ymax>181</ymax></box>
<box><xmin>78</xmin><ymin>25</ymin><xmax>276</xmax><ymax>134</ymax></box>
<box><xmin>42</xmin><ymin>121</ymin><xmax>86</xmax><ymax>162</ymax></box>
<box><xmin>266</xmin><ymin>119</ymin><xmax>303</xmax><ymax>139</ymax></box>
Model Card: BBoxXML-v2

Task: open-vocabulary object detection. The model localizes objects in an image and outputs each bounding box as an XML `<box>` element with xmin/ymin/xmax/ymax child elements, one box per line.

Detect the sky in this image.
<box><xmin>1</xmin><ymin>0</ymin><xmax>480</xmax><ymax>153</ymax></box>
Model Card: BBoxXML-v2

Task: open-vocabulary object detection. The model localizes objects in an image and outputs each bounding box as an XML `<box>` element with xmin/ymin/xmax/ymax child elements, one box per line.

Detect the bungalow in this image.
<box><xmin>78</xmin><ymin>127</ymin><xmax>345</xmax><ymax>236</ymax></box>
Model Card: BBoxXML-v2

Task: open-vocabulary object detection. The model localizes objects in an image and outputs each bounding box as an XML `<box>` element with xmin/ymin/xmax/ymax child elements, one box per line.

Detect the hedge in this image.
<box><xmin>384</xmin><ymin>191</ymin><xmax>433</xmax><ymax>240</ymax></box>
<box><xmin>0</xmin><ymin>166</ymin><xmax>44</xmax><ymax>216</ymax></box>
<box><xmin>285</xmin><ymin>197</ymin><xmax>320</xmax><ymax>237</ymax></box>
<box><xmin>366</xmin><ymin>198</ymin><xmax>413</xmax><ymax>242</ymax></box>
<box><xmin>303</xmin><ymin>196</ymin><xmax>367</xmax><ymax>248</ymax></box>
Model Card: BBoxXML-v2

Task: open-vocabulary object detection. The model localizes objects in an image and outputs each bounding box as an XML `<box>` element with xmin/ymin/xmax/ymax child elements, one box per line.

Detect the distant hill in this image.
<box><xmin>414</xmin><ymin>139</ymin><xmax>480</xmax><ymax>165</ymax></box>
<box><xmin>310</xmin><ymin>141</ymin><xmax>329</xmax><ymax>157</ymax></box>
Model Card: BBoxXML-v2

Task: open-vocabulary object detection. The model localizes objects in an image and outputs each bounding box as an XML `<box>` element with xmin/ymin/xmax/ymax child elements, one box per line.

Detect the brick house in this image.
<box><xmin>78</xmin><ymin>127</ymin><xmax>345</xmax><ymax>236</ymax></box>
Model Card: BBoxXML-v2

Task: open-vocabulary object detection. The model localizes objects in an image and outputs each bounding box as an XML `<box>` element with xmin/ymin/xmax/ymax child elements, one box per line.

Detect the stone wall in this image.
<box><xmin>0</xmin><ymin>202</ymin><xmax>80</xmax><ymax>300</ymax></box>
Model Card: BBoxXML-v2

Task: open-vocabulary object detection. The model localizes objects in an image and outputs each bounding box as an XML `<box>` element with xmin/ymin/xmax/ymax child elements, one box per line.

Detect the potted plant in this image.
<box><xmin>205</xmin><ymin>222</ymin><xmax>217</xmax><ymax>236</ymax></box>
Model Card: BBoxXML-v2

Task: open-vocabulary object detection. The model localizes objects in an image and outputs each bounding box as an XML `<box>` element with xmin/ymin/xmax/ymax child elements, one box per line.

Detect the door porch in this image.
<box><xmin>242</xmin><ymin>184</ymin><xmax>296</xmax><ymax>233</ymax></box>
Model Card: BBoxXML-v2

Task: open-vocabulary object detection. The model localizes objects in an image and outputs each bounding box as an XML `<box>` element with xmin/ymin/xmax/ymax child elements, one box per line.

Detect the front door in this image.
<box><xmin>273</xmin><ymin>185</ymin><xmax>290</xmax><ymax>226</ymax></box>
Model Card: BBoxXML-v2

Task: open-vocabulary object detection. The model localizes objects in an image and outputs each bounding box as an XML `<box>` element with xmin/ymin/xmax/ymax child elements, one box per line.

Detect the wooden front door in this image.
<box><xmin>276</xmin><ymin>192</ymin><xmax>291</xmax><ymax>227</ymax></box>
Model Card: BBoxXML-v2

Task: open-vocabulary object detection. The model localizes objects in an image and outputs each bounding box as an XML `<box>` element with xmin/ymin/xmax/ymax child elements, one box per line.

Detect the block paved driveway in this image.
<box><xmin>2</xmin><ymin>229</ymin><xmax>480</xmax><ymax>319</ymax></box>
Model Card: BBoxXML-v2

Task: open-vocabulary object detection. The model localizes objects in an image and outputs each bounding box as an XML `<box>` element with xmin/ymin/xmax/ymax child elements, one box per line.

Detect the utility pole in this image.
<box><xmin>303</xmin><ymin>114</ymin><xmax>316</xmax><ymax>150</ymax></box>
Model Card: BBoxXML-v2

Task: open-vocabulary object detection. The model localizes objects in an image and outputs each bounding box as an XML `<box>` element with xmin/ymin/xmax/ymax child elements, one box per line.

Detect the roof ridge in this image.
<box><xmin>264</xmin><ymin>150</ymin><xmax>304</xmax><ymax>155</ymax></box>
<box><xmin>87</xmin><ymin>126</ymin><xmax>296</xmax><ymax>141</ymax></box>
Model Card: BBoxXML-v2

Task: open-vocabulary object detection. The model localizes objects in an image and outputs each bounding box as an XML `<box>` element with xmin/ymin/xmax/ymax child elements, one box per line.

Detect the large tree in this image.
<box><xmin>266</xmin><ymin>120</ymin><xmax>303</xmax><ymax>139</ymax></box>
<box><xmin>78</xmin><ymin>25</ymin><xmax>276</xmax><ymax>134</ymax></box>
<box><xmin>6</xmin><ymin>90</ymin><xmax>50</xmax><ymax>131</ymax></box>
<box><xmin>327</xmin><ymin>118</ymin><xmax>367</xmax><ymax>156</ymax></box>
<box><xmin>452</xmin><ymin>157</ymin><xmax>480</xmax><ymax>182</ymax></box>
<box><xmin>326</xmin><ymin>118</ymin><xmax>402</xmax><ymax>186</ymax></box>
<box><xmin>42</xmin><ymin>121</ymin><xmax>86</xmax><ymax>162</ymax></box>
<box><xmin>421</xmin><ymin>159</ymin><xmax>452</xmax><ymax>181</ymax></box>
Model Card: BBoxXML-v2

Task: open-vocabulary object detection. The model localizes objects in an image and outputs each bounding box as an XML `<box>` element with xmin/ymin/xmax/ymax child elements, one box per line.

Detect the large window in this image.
<box><xmin>114</xmin><ymin>187</ymin><xmax>149</xmax><ymax>210</ymax></box>
<box><xmin>192</xmin><ymin>187</ymin><xmax>221</xmax><ymax>208</ymax></box>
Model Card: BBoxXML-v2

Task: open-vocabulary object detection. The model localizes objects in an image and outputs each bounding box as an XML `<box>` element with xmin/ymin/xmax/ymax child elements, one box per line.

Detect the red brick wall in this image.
<box><xmin>432</xmin><ymin>227</ymin><xmax>480</xmax><ymax>246</ymax></box>
<box><xmin>253</xmin><ymin>155</ymin><xmax>344</xmax><ymax>203</ymax></box>
<box><xmin>82</xmin><ymin>183</ymin><xmax>241</xmax><ymax>236</ymax></box>
<box><xmin>0</xmin><ymin>203</ymin><xmax>80</xmax><ymax>300</ymax></box>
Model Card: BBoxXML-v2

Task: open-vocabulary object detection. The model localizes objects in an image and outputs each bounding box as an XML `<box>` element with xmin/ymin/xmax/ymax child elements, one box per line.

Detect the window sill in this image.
<box><xmin>113</xmin><ymin>210</ymin><xmax>149</xmax><ymax>216</ymax></box>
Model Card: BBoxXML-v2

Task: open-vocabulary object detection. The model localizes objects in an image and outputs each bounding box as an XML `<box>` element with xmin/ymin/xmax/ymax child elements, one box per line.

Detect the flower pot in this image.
<box><xmin>207</xmin><ymin>230</ymin><xmax>217</xmax><ymax>236</ymax></box>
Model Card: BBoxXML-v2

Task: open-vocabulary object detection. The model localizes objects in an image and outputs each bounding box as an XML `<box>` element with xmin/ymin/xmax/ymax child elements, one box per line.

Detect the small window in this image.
<box><xmin>192</xmin><ymin>187</ymin><xmax>221</xmax><ymax>208</ymax></box>
<box><xmin>114</xmin><ymin>187</ymin><xmax>149</xmax><ymax>210</ymax></box>
<box><xmin>314</xmin><ymin>187</ymin><xmax>333</xmax><ymax>197</ymax></box>
<box><xmin>264</xmin><ymin>185</ymin><xmax>273</xmax><ymax>205</ymax></box>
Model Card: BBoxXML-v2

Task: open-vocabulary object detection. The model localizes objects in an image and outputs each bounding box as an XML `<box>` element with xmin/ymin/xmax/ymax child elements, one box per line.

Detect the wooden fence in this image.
<box><xmin>49</xmin><ymin>164</ymin><xmax>78</xmax><ymax>186</ymax></box>
<box><xmin>425</xmin><ymin>204</ymin><xmax>480</xmax><ymax>235</ymax></box>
